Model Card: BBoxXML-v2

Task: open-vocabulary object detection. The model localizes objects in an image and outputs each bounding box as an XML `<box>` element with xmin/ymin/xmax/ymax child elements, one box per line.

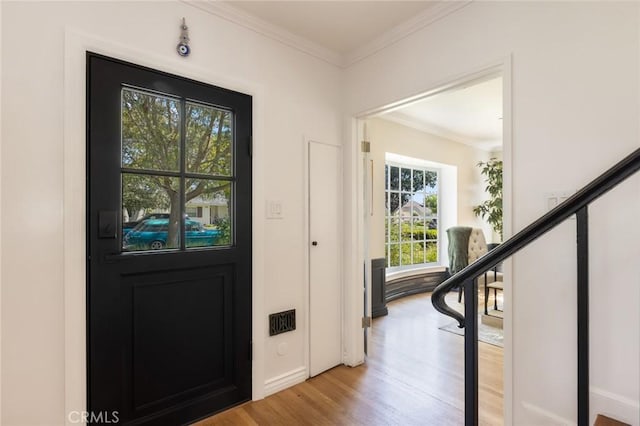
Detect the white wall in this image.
<box><xmin>368</xmin><ymin>117</ymin><xmax>491</xmax><ymax>262</ymax></box>
<box><xmin>0</xmin><ymin>1</ymin><xmax>3</xmax><ymax>422</ymax></box>
<box><xmin>0</xmin><ymin>1</ymin><xmax>342</xmax><ymax>424</ymax></box>
<box><xmin>2</xmin><ymin>1</ymin><xmax>639</xmax><ymax>425</ymax></box>
<box><xmin>346</xmin><ymin>2</ymin><xmax>639</xmax><ymax>424</ymax></box>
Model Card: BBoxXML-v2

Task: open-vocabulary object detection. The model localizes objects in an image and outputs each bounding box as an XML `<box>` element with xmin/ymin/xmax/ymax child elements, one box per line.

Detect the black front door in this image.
<box><xmin>87</xmin><ymin>53</ymin><xmax>252</xmax><ymax>424</ymax></box>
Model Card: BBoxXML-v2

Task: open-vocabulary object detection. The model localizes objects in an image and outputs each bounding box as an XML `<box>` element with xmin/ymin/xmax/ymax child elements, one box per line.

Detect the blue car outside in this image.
<box><xmin>122</xmin><ymin>213</ymin><xmax>171</xmax><ymax>235</ymax></box>
<box><xmin>123</xmin><ymin>218</ymin><xmax>220</xmax><ymax>250</ymax></box>
<box><xmin>122</xmin><ymin>213</ymin><xmax>191</xmax><ymax>236</ymax></box>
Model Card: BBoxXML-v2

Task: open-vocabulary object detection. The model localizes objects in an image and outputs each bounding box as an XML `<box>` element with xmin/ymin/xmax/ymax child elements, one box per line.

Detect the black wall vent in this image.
<box><xmin>269</xmin><ymin>309</ymin><xmax>296</xmax><ymax>336</ymax></box>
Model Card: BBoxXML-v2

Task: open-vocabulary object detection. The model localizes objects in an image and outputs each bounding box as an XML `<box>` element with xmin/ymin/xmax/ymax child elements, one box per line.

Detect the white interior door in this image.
<box><xmin>309</xmin><ymin>141</ymin><xmax>342</xmax><ymax>377</ymax></box>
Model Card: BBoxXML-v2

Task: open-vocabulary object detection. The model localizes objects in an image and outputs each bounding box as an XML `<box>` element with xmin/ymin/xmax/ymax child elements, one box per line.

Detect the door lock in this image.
<box><xmin>98</xmin><ymin>210</ymin><xmax>118</xmax><ymax>239</ymax></box>
<box><xmin>312</xmin><ymin>241</ymin><xmax>318</xmax><ymax>246</ymax></box>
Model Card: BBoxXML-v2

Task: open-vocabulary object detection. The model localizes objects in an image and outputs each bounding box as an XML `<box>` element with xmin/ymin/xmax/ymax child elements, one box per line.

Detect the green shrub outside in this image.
<box><xmin>212</xmin><ymin>217</ymin><xmax>231</xmax><ymax>245</ymax></box>
<box><xmin>386</xmin><ymin>218</ymin><xmax>438</xmax><ymax>267</ymax></box>
<box><xmin>387</xmin><ymin>220</ymin><xmax>438</xmax><ymax>241</ymax></box>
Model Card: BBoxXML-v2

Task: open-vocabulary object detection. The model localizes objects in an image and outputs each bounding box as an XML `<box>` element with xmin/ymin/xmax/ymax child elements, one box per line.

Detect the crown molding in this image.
<box><xmin>379</xmin><ymin>113</ymin><xmax>502</xmax><ymax>152</ymax></box>
<box><xmin>344</xmin><ymin>1</ymin><xmax>472</xmax><ymax>67</ymax></box>
<box><xmin>183</xmin><ymin>0</ymin><xmax>471</xmax><ymax>69</ymax></box>
<box><xmin>183</xmin><ymin>0</ymin><xmax>344</xmax><ymax>67</ymax></box>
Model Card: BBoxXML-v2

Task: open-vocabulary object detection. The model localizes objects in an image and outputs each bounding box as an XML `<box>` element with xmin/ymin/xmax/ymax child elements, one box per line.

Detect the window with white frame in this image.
<box><xmin>186</xmin><ymin>206</ymin><xmax>203</xmax><ymax>218</ymax></box>
<box><xmin>385</xmin><ymin>162</ymin><xmax>439</xmax><ymax>270</ymax></box>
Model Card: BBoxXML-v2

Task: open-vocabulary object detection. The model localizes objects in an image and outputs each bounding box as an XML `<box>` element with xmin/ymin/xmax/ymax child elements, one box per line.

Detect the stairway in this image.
<box><xmin>431</xmin><ymin>148</ymin><xmax>640</xmax><ymax>426</ymax></box>
<box><xmin>594</xmin><ymin>414</ymin><xmax>630</xmax><ymax>426</ymax></box>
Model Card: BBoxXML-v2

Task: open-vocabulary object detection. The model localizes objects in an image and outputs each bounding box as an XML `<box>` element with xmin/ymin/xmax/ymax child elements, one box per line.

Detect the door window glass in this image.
<box><xmin>121</xmin><ymin>89</ymin><xmax>181</xmax><ymax>172</ymax></box>
<box><xmin>184</xmin><ymin>179</ymin><xmax>231</xmax><ymax>248</ymax></box>
<box><xmin>185</xmin><ymin>102</ymin><xmax>232</xmax><ymax>176</ymax></box>
<box><xmin>122</xmin><ymin>174</ymin><xmax>180</xmax><ymax>251</ymax></box>
<box><xmin>121</xmin><ymin>88</ymin><xmax>234</xmax><ymax>252</ymax></box>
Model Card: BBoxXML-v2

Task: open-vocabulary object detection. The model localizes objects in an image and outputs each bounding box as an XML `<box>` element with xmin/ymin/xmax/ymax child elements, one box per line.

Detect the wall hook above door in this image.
<box><xmin>176</xmin><ymin>17</ymin><xmax>191</xmax><ymax>57</ymax></box>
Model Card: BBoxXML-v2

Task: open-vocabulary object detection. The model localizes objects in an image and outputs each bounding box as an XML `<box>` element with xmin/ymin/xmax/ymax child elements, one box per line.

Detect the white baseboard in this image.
<box><xmin>521</xmin><ymin>388</ymin><xmax>639</xmax><ymax>426</ymax></box>
<box><xmin>263</xmin><ymin>366</ymin><xmax>307</xmax><ymax>397</ymax></box>
<box><xmin>521</xmin><ymin>401</ymin><xmax>575</xmax><ymax>425</ymax></box>
<box><xmin>590</xmin><ymin>386</ymin><xmax>639</xmax><ymax>426</ymax></box>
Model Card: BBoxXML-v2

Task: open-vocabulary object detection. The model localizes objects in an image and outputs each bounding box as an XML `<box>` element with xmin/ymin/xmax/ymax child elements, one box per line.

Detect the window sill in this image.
<box><xmin>385</xmin><ymin>265</ymin><xmax>447</xmax><ymax>281</ymax></box>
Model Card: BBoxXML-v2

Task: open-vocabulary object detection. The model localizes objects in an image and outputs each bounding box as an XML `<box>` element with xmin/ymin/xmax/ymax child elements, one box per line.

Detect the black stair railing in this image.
<box><xmin>431</xmin><ymin>147</ymin><xmax>640</xmax><ymax>426</ymax></box>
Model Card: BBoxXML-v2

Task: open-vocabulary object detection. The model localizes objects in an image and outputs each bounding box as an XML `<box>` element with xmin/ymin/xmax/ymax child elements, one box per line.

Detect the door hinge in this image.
<box><xmin>361</xmin><ymin>141</ymin><xmax>371</xmax><ymax>153</ymax></box>
<box><xmin>249</xmin><ymin>341</ymin><xmax>253</xmax><ymax>361</ymax></box>
<box><xmin>362</xmin><ymin>316</ymin><xmax>371</xmax><ymax>328</ymax></box>
<box><xmin>248</xmin><ymin>136</ymin><xmax>253</xmax><ymax>157</ymax></box>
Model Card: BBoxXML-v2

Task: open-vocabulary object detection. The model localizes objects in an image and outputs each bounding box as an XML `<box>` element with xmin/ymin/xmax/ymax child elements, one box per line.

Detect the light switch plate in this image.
<box><xmin>266</xmin><ymin>200</ymin><xmax>284</xmax><ymax>219</ymax></box>
<box><xmin>545</xmin><ymin>190</ymin><xmax>576</xmax><ymax>217</ymax></box>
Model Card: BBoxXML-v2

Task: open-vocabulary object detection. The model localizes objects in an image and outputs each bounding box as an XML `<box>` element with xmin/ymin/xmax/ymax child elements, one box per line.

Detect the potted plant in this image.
<box><xmin>473</xmin><ymin>158</ymin><xmax>503</xmax><ymax>246</ymax></box>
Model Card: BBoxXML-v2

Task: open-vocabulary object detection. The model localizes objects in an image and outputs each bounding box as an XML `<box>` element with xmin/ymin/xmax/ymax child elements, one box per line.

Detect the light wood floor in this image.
<box><xmin>196</xmin><ymin>291</ymin><xmax>503</xmax><ymax>425</ymax></box>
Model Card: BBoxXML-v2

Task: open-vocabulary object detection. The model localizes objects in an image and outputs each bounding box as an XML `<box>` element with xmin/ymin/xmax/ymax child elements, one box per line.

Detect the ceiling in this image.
<box><xmin>210</xmin><ymin>1</ymin><xmax>500</xmax><ymax>150</ymax></box>
<box><xmin>224</xmin><ymin>1</ymin><xmax>439</xmax><ymax>54</ymax></box>
<box><xmin>209</xmin><ymin>1</ymin><xmax>470</xmax><ymax>66</ymax></box>
<box><xmin>380</xmin><ymin>76</ymin><xmax>503</xmax><ymax>151</ymax></box>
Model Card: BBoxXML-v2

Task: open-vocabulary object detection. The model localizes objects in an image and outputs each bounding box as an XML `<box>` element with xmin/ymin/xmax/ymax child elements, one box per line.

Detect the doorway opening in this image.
<box><xmin>356</xmin><ymin>66</ymin><xmax>510</xmax><ymax>424</ymax></box>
